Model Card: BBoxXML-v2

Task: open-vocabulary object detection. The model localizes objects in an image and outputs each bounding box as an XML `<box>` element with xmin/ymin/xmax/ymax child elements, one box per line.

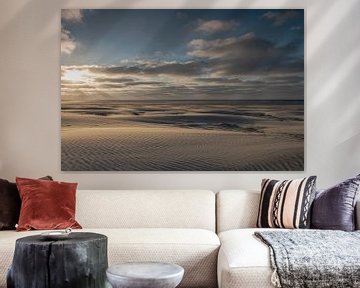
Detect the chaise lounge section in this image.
<box><xmin>216</xmin><ymin>189</ymin><xmax>360</xmax><ymax>288</ymax></box>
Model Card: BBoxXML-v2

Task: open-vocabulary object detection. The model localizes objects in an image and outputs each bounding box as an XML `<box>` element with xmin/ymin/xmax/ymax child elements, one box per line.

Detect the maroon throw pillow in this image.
<box><xmin>0</xmin><ymin>179</ymin><xmax>20</xmax><ymax>230</ymax></box>
<box><xmin>0</xmin><ymin>176</ymin><xmax>53</xmax><ymax>230</ymax></box>
<box><xmin>16</xmin><ymin>177</ymin><xmax>82</xmax><ymax>231</ymax></box>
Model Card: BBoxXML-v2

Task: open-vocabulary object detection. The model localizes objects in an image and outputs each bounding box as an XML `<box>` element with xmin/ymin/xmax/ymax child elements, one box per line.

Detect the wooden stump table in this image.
<box><xmin>7</xmin><ymin>232</ymin><xmax>108</xmax><ymax>288</ymax></box>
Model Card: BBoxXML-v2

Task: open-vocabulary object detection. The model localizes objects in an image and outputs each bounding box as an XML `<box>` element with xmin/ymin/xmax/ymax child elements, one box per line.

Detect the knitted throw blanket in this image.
<box><xmin>255</xmin><ymin>230</ymin><xmax>360</xmax><ymax>288</ymax></box>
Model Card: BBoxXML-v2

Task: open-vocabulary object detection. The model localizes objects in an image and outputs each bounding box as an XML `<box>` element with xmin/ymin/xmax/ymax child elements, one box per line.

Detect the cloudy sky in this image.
<box><xmin>61</xmin><ymin>9</ymin><xmax>304</xmax><ymax>101</ymax></box>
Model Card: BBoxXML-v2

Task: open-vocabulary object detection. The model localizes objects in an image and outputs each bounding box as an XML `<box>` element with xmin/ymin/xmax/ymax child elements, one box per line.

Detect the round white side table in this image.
<box><xmin>106</xmin><ymin>262</ymin><xmax>184</xmax><ymax>288</ymax></box>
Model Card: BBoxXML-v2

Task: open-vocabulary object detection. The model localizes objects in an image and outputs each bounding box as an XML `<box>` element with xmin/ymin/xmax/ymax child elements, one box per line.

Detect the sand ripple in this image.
<box><xmin>61</xmin><ymin>126</ymin><xmax>303</xmax><ymax>171</ymax></box>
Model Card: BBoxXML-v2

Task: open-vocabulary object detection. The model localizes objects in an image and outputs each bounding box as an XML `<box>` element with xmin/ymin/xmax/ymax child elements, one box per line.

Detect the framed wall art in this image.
<box><xmin>61</xmin><ymin>9</ymin><xmax>304</xmax><ymax>171</ymax></box>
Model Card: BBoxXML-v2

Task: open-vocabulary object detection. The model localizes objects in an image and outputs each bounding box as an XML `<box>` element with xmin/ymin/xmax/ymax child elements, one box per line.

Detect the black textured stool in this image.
<box><xmin>7</xmin><ymin>232</ymin><xmax>108</xmax><ymax>288</ymax></box>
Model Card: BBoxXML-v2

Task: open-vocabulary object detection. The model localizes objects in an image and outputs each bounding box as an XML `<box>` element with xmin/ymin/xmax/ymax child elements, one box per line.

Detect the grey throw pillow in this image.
<box><xmin>311</xmin><ymin>174</ymin><xmax>360</xmax><ymax>231</ymax></box>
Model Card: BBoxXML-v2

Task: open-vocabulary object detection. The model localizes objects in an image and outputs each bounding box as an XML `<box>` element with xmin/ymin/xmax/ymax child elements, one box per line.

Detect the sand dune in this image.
<box><xmin>61</xmin><ymin>100</ymin><xmax>304</xmax><ymax>171</ymax></box>
<box><xmin>61</xmin><ymin>125</ymin><xmax>303</xmax><ymax>171</ymax></box>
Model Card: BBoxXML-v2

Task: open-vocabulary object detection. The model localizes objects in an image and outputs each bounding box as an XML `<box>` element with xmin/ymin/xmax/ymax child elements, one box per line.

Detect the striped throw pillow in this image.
<box><xmin>257</xmin><ymin>176</ymin><xmax>317</xmax><ymax>229</ymax></box>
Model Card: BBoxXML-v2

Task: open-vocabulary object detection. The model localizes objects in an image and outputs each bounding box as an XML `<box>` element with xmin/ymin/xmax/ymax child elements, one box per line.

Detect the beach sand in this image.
<box><xmin>61</xmin><ymin>100</ymin><xmax>304</xmax><ymax>171</ymax></box>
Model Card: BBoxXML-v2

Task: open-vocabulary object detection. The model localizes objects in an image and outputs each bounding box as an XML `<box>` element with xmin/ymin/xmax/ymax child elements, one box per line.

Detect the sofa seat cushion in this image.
<box><xmin>0</xmin><ymin>228</ymin><xmax>219</xmax><ymax>288</ymax></box>
<box><xmin>218</xmin><ymin>228</ymin><xmax>282</xmax><ymax>288</ymax></box>
<box><xmin>105</xmin><ymin>228</ymin><xmax>220</xmax><ymax>288</ymax></box>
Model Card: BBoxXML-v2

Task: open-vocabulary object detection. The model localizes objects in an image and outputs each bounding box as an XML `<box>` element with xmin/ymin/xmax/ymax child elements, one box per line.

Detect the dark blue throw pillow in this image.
<box><xmin>311</xmin><ymin>174</ymin><xmax>360</xmax><ymax>231</ymax></box>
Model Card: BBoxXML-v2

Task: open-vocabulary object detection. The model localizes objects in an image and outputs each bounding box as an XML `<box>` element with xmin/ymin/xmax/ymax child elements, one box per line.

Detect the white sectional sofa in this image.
<box><xmin>1</xmin><ymin>189</ymin><xmax>359</xmax><ymax>288</ymax></box>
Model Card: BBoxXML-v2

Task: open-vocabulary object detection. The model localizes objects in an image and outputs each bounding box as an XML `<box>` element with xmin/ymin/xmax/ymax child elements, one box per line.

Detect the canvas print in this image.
<box><xmin>61</xmin><ymin>9</ymin><xmax>304</xmax><ymax>171</ymax></box>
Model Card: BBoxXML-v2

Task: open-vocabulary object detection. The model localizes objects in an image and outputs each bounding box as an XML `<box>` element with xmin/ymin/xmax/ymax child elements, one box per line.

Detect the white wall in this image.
<box><xmin>0</xmin><ymin>0</ymin><xmax>359</xmax><ymax>190</ymax></box>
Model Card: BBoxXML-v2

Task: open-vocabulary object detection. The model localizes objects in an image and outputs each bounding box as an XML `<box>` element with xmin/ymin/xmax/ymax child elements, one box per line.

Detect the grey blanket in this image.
<box><xmin>255</xmin><ymin>230</ymin><xmax>360</xmax><ymax>288</ymax></box>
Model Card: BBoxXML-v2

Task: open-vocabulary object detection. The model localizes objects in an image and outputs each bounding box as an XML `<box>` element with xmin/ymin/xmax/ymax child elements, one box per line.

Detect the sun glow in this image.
<box><xmin>62</xmin><ymin>69</ymin><xmax>90</xmax><ymax>82</ymax></box>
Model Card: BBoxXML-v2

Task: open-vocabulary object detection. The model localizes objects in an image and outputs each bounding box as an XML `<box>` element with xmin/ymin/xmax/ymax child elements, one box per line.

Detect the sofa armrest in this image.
<box><xmin>356</xmin><ymin>200</ymin><xmax>360</xmax><ymax>230</ymax></box>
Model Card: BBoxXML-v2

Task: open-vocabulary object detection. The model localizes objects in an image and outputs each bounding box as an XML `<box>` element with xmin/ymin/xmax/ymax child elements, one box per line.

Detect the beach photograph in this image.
<box><xmin>61</xmin><ymin>9</ymin><xmax>304</xmax><ymax>171</ymax></box>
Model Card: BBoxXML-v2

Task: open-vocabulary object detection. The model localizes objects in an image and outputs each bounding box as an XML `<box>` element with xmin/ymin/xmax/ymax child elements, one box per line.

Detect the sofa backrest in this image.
<box><xmin>216</xmin><ymin>190</ymin><xmax>260</xmax><ymax>233</ymax></box>
<box><xmin>76</xmin><ymin>190</ymin><xmax>216</xmax><ymax>231</ymax></box>
<box><xmin>217</xmin><ymin>190</ymin><xmax>360</xmax><ymax>232</ymax></box>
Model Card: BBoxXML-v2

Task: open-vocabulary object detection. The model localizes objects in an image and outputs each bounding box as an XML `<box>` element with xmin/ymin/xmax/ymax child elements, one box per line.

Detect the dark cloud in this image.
<box><xmin>95</xmin><ymin>77</ymin><xmax>135</xmax><ymax>83</ymax></box>
<box><xmin>188</xmin><ymin>33</ymin><xmax>303</xmax><ymax>76</ymax></box>
<box><xmin>145</xmin><ymin>62</ymin><xmax>202</xmax><ymax>76</ymax></box>
<box><xmin>98</xmin><ymin>81</ymin><xmax>163</xmax><ymax>89</ymax></box>
<box><xmin>263</xmin><ymin>74</ymin><xmax>303</xmax><ymax>84</ymax></box>
<box><xmin>61</xmin><ymin>83</ymin><xmax>95</xmax><ymax>89</ymax></box>
<box><xmin>193</xmin><ymin>77</ymin><xmax>244</xmax><ymax>84</ymax></box>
